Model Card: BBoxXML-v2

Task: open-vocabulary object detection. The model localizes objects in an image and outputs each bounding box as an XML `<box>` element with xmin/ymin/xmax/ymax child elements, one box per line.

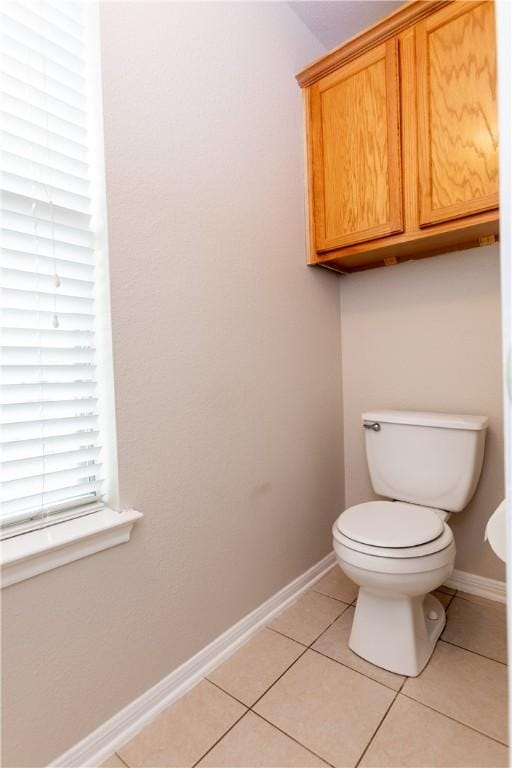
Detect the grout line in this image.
<box><xmin>306</xmin><ymin>600</ymin><xmax>353</xmax><ymax>645</ymax></box>
<box><xmin>109</xmin><ymin>584</ymin><xmax>507</xmax><ymax>768</ymax></box>
<box><xmin>311</xmin><ymin>587</ymin><xmax>356</xmax><ymax>606</ymax></box>
<box><xmin>398</xmin><ymin>692</ymin><xmax>509</xmax><ymax>748</ymax></box>
<box><xmin>354</xmin><ymin>689</ymin><xmax>400</xmax><ymax>767</ymax></box>
<box><xmin>251</xmin><ymin>710</ymin><xmax>336</xmax><ymax>768</ymax></box>
<box><xmin>198</xmin><ymin>591</ymin><xmax>355</xmax><ymax>765</ymax></box>
<box><xmin>437</xmin><ymin>637</ymin><xmax>507</xmax><ymax>667</ymax></box>
<box><xmin>199</xmin><ymin>591</ymin><xmax>418</xmax><ymax>767</ymax></box>
<box><xmin>248</xmin><ymin>645</ymin><xmax>310</xmax><ymax>709</ymax></box>
<box><xmin>205</xmin><ymin>678</ymin><xmax>249</xmax><ymax>708</ymax></box>
<box><xmin>151</xmin><ymin>584</ymin><xmax>510</xmax><ymax>768</ymax></box>
<box><xmin>353</xmin><ymin>652</ymin><xmax>410</xmax><ymax>767</ymax></box>
<box><xmin>206</xmin><ymin>645</ymin><xmax>310</xmax><ymax>712</ymax></box>
<box><xmin>190</xmin><ymin>708</ymin><xmax>250</xmax><ymax>768</ymax></box>
<box><xmin>265</xmin><ymin>598</ymin><xmax>351</xmax><ymax>650</ymax></box>
<box><xmin>195</xmin><ymin>645</ymin><xmax>319</xmax><ymax>766</ymax></box>
<box><xmin>308</xmin><ymin>646</ymin><xmax>404</xmax><ymax>693</ymax></box>
<box><xmin>450</xmin><ymin>591</ymin><xmax>506</xmax><ymax>609</ymax></box>
<box><xmin>212</xmin><ymin>593</ymin><xmax>352</xmax><ymax>714</ymax></box>
<box><xmin>354</xmin><ymin>667</ymin><xmax>409</xmax><ymax>767</ymax></box>
<box><xmin>264</xmin><ymin>626</ymin><xmax>308</xmax><ymax>646</ymax></box>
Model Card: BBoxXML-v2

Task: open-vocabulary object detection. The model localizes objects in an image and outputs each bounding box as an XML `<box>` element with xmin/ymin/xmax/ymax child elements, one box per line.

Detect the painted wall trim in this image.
<box><xmin>445</xmin><ymin>568</ymin><xmax>506</xmax><ymax>603</ymax></box>
<box><xmin>1</xmin><ymin>508</ymin><xmax>143</xmax><ymax>589</ymax></box>
<box><xmin>50</xmin><ymin>551</ymin><xmax>337</xmax><ymax>768</ymax></box>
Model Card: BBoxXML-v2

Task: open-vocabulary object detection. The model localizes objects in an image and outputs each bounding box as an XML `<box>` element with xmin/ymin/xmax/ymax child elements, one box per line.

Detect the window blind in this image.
<box><xmin>1</xmin><ymin>0</ymin><xmax>105</xmax><ymax>534</ymax></box>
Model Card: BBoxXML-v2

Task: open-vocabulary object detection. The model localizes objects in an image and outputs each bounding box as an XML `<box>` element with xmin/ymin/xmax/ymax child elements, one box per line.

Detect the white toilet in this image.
<box><xmin>333</xmin><ymin>410</ymin><xmax>488</xmax><ymax>677</ymax></box>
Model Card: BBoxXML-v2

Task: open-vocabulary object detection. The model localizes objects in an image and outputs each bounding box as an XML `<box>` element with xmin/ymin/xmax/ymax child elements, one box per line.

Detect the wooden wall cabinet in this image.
<box><xmin>297</xmin><ymin>0</ymin><xmax>499</xmax><ymax>273</ymax></box>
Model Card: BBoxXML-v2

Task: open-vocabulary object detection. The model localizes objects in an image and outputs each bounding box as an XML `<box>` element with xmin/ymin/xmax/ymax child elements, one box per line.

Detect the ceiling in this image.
<box><xmin>288</xmin><ymin>1</ymin><xmax>404</xmax><ymax>51</ymax></box>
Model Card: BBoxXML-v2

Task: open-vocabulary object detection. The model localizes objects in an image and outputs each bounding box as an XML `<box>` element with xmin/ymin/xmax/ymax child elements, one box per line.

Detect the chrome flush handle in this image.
<box><xmin>363</xmin><ymin>422</ymin><xmax>381</xmax><ymax>432</ymax></box>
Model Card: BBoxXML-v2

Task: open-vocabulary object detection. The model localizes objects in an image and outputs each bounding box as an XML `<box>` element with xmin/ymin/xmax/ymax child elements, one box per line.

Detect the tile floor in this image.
<box><xmin>102</xmin><ymin>569</ymin><xmax>508</xmax><ymax>768</ymax></box>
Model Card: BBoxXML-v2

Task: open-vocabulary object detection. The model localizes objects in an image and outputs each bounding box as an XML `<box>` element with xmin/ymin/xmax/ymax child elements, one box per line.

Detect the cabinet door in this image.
<box><xmin>309</xmin><ymin>40</ymin><xmax>403</xmax><ymax>252</ymax></box>
<box><xmin>416</xmin><ymin>1</ymin><xmax>498</xmax><ymax>227</ymax></box>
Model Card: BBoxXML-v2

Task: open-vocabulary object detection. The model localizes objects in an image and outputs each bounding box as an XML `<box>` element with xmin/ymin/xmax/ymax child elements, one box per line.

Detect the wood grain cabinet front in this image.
<box><xmin>297</xmin><ymin>0</ymin><xmax>499</xmax><ymax>273</ymax></box>
<box><xmin>416</xmin><ymin>1</ymin><xmax>498</xmax><ymax>227</ymax></box>
<box><xmin>309</xmin><ymin>40</ymin><xmax>403</xmax><ymax>252</ymax></box>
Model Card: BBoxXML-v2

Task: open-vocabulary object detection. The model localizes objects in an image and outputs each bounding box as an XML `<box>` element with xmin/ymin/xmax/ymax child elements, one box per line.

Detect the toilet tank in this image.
<box><xmin>363</xmin><ymin>410</ymin><xmax>488</xmax><ymax>512</ymax></box>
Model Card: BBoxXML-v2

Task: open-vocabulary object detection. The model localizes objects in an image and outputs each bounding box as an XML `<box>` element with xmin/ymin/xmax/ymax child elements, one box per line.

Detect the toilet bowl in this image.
<box><xmin>333</xmin><ymin>501</ymin><xmax>455</xmax><ymax>676</ymax></box>
<box><xmin>333</xmin><ymin>409</ymin><xmax>488</xmax><ymax>677</ymax></box>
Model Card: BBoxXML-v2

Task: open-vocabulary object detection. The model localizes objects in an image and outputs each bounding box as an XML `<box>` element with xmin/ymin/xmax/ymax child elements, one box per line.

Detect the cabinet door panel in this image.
<box><xmin>310</xmin><ymin>40</ymin><xmax>403</xmax><ymax>252</ymax></box>
<box><xmin>416</xmin><ymin>1</ymin><xmax>498</xmax><ymax>227</ymax></box>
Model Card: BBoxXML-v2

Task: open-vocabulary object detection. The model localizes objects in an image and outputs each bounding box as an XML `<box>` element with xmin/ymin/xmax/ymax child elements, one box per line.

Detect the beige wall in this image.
<box><xmin>340</xmin><ymin>245</ymin><xmax>505</xmax><ymax>582</ymax></box>
<box><xmin>2</xmin><ymin>5</ymin><xmax>506</xmax><ymax>767</ymax></box>
<box><xmin>1</xmin><ymin>5</ymin><xmax>344</xmax><ymax>766</ymax></box>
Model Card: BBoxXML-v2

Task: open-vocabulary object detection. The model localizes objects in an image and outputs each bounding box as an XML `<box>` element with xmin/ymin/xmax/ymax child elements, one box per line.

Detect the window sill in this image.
<box><xmin>1</xmin><ymin>507</ymin><xmax>143</xmax><ymax>588</ymax></box>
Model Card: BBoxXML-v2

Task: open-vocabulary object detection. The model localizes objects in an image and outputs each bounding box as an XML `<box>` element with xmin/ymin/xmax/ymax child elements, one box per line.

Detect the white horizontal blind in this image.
<box><xmin>1</xmin><ymin>0</ymin><xmax>105</xmax><ymax>534</ymax></box>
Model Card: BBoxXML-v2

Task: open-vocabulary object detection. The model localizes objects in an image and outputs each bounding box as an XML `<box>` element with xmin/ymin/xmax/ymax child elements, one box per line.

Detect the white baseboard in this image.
<box><xmin>50</xmin><ymin>551</ymin><xmax>336</xmax><ymax>768</ymax></box>
<box><xmin>445</xmin><ymin>568</ymin><xmax>506</xmax><ymax>603</ymax></box>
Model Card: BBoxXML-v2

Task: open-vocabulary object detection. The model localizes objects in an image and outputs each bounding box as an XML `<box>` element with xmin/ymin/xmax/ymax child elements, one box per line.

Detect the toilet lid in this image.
<box><xmin>336</xmin><ymin>501</ymin><xmax>444</xmax><ymax>548</ymax></box>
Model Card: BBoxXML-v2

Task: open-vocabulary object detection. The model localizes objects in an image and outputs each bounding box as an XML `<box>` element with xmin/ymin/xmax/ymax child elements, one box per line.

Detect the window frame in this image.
<box><xmin>0</xmin><ymin>2</ymin><xmax>141</xmax><ymax>583</ymax></box>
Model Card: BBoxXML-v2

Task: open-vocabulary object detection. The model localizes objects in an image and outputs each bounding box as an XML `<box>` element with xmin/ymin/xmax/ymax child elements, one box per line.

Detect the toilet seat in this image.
<box><xmin>333</xmin><ymin>501</ymin><xmax>453</xmax><ymax>559</ymax></box>
<box><xmin>333</xmin><ymin>526</ymin><xmax>453</xmax><ymax>559</ymax></box>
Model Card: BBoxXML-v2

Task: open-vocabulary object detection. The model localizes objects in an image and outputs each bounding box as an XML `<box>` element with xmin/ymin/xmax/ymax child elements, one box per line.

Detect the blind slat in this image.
<box><xmin>2</xmin><ymin>286</ymin><xmax>95</xmax><ymax>314</ymax></box>
<box><xmin>1</xmin><ymin>1</ymin><xmax>105</xmax><ymax>531</ymax></box>
<box><xmin>2</xmin><ymin>464</ymin><xmax>101</xmax><ymax>502</ymax></box>
<box><xmin>2</xmin><ymin>480</ymin><xmax>103</xmax><ymax>519</ymax></box>
<box><xmin>3</xmin><ymin>413</ymin><xmax>99</xmax><ymax>443</ymax></box>
<box><xmin>1</xmin><ymin>51</ymin><xmax>85</xmax><ymax>106</ymax></box>
<box><xmin>1</xmin><ymin>364</ymin><xmax>96</xmax><ymax>386</ymax></box>
<box><xmin>2</xmin><ymin>170</ymin><xmax>90</xmax><ymax>211</ymax></box>
<box><xmin>3</xmin><ymin>249</ymin><xmax>95</xmax><ymax>280</ymax></box>
<box><xmin>2</xmin><ymin>266</ymin><xmax>94</xmax><ymax>297</ymax></box>
<box><xmin>1</xmin><ymin>112</ymin><xmax>88</xmax><ymax>161</ymax></box>
<box><xmin>1</xmin><ymin>379</ymin><xmax>96</xmax><ymax>403</ymax></box>
<box><xmin>4</xmin><ymin>1</ymin><xmax>84</xmax><ymax>56</ymax></box>
<box><xmin>2</xmin><ymin>215</ymin><xmax>93</xmax><ymax>251</ymax></box>
<box><xmin>1</xmin><ymin>430</ymin><xmax>100</xmax><ymax>462</ymax></box>
<box><xmin>2</xmin><ymin>446</ymin><xmax>102</xmax><ymax>482</ymax></box>
<box><xmin>1</xmin><ymin>73</ymin><xmax>87</xmax><ymax>127</ymax></box>
<box><xmin>2</xmin><ymin>132</ymin><xmax>89</xmax><ymax>178</ymax></box>
<box><xmin>2</xmin><ymin>150</ymin><xmax>90</xmax><ymax>196</ymax></box>
<box><xmin>2</xmin><ymin>308</ymin><xmax>95</xmax><ymax>332</ymax></box>
<box><xmin>2</xmin><ymin>92</ymin><xmax>87</xmax><ymax>144</ymax></box>
<box><xmin>1</xmin><ymin>14</ymin><xmax>85</xmax><ymax>75</ymax></box>
<box><xmin>2</xmin><ymin>397</ymin><xmax>98</xmax><ymax>424</ymax></box>
<box><xmin>20</xmin><ymin>0</ymin><xmax>85</xmax><ymax>38</ymax></box>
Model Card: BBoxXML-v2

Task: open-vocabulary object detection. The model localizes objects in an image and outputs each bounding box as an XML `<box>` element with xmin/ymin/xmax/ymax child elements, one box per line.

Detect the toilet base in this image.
<box><xmin>349</xmin><ymin>590</ymin><xmax>445</xmax><ymax>677</ymax></box>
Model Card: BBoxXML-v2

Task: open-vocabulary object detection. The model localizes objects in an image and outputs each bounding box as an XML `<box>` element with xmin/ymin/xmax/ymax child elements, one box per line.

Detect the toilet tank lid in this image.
<box><xmin>362</xmin><ymin>410</ymin><xmax>488</xmax><ymax>431</ymax></box>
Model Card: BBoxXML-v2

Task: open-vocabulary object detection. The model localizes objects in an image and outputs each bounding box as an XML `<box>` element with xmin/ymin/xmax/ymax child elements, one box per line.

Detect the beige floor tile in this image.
<box><xmin>198</xmin><ymin>711</ymin><xmax>328</xmax><ymax>767</ymax></box>
<box><xmin>360</xmin><ymin>695</ymin><xmax>508</xmax><ymax>768</ymax></box>
<box><xmin>312</xmin><ymin>607</ymin><xmax>405</xmax><ymax>691</ymax></box>
<box><xmin>269</xmin><ymin>590</ymin><xmax>348</xmax><ymax>646</ymax></box>
<box><xmin>442</xmin><ymin>596</ymin><xmax>507</xmax><ymax>663</ymax></box>
<box><xmin>207</xmin><ymin>628</ymin><xmax>304</xmax><ymax>705</ymax></box>
<box><xmin>100</xmin><ymin>756</ymin><xmax>127</xmax><ymax>768</ymax></box>
<box><xmin>118</xmin><ymin>680</ymin><xmax>246</xmax><ymax>767</ymax></box>
<box><xmin>254</xmin><ymin>649</ymin><xmax>394</xmax><ymax>767</ymax></box>
<box><xmin>457</xmin><ymin>591</ymin><xmax>507</xmax><ymax>610</ymax></box>
<box><xmin>312</xmin><ymin>566</ymin><xmax>358</xmax><ymax>603</ymax></box>
<box><xmin>432</xmin><ymin>590</ymin><xmax>452</xmax><ymax>608</ymax></box>
<box><xmin>403</xmin><ymin>641</ymin><xmax>508</xmax><ymax>744</ymax></box>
